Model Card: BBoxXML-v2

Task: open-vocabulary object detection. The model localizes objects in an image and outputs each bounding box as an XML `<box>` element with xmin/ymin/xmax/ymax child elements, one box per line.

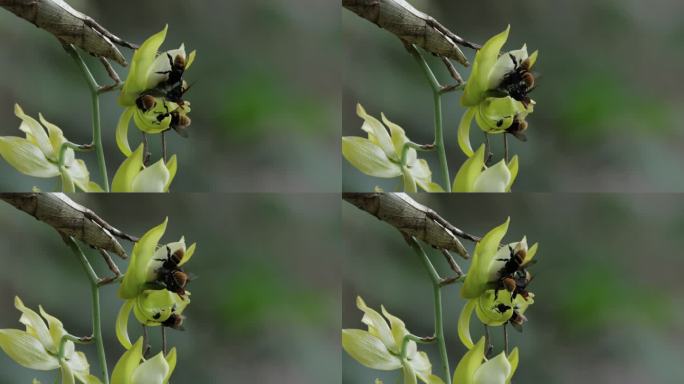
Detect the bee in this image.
<box><xmin>154</xmin><ymin>53</ymin><xmax>192</xmax><ymax>106</ymax></box>
<box><xmin>505</xmin><ymin>117</ymin><xmax>528</xmax><ymax>142</ymax></box>
<box><xmin>155</xmin><ymin>247</ymin><xmax>190</xmax><ymax>298</ymax></box>
<box><xmin>135</xmin><ymin>94</ymin><xmax>157</xmax><ymax>112</ymax></box>
<box><xmin>496</xmin><ymin>53</ymin><xmax>537</xmax><ymax>107</ymax></box>
<box><xmin>494</xmin><ymin>245</ymin><xmax>534</xmax><ymax>300</ymax></box>
<box><xmin>150</xmin><ymin>102</ymin><xmax>192</xmax><ymax>138</ymax></box>
<box><xmin>162</xmin><ymin>313</ymin><xmax>185</xmax><ymax>331</ymax></box>
<box><xmin>508</xmin><ymin>310</ymin><xmax>528</xmax><ymax>332</ymax></box>
<box><xmin>157</xmin><ymin>53</ymin><xmax>186</xmax><ymax>89</ymax></box>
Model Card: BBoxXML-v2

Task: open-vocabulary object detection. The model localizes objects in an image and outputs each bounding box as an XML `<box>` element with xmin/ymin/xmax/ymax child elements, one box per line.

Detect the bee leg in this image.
<box><xmin>96</xmin><ymin>249</ymin><xmax>122</xmax><ymax>286</ymax></box>
<box><xmin>97</xmin><ymin>57</ymin><xmax>122</xmax><ymax>93</ymax></box>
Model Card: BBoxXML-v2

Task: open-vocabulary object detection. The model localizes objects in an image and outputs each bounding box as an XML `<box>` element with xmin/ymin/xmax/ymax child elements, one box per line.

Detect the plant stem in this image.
<box><xmin>407</xmin><ymin>45</ymin><xmax>451</xmax><ymax>191</ymax></box>
<box><xmin>406</xmin><ymin>236</ymin><xmax>451</xmax><ymax>384</ymax></box>
<box><xmin>65</xmin><ymin>237</ymin><xmax>110</xmax><ymax>384</ymax></box>
<box><xmin>65</xmin><ymin>45</ymin><xmax>110</xmax><ymax>191</ymax></box>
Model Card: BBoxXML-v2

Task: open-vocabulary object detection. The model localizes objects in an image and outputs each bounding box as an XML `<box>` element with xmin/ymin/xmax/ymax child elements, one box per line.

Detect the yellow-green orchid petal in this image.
<box><xmin>472</xmin><ymin>159</ymin><xmax>511</xmax><ymax>193</ymax></box>
<box><xmin>402</xmin><ymin>169</ymin><xmax>418</xmax><ymax>193</ymax></box>
<box><xmin>341</xmin><ymin>329</ymin><xmax>402</xmax><ymax>371</ymax></box>
<box><xmin>356</xmin><ymin>297</ymin><xmax>396</xmax><ymax>352</ymax></box>
<box><xmin>163</xmin><ymin>348</ymin><xmax>177</xmax><ymax>384</ymax></box>
<box><xmin>132</xmin><ymin>290</ymin><xmax>187</xmax><ymax>325</ymax></box>
<box><xmin>462</xmin><ymin>26</ymin><xmax>510</xmax><ymax>106</ymax></box>
<box><xmin>165</xmin><ymin>155</ymin><xmax>178</xmax><ymax>191</ymax></box>
<box><xmin>453</xmin><ymin>144</ymin><xmax>485</xmax><ymax>192</ymax></box>
<box><xmin>342</xmin><ymin>137</ymin><xmax>402</xmax><ymax>178</ymax></box>
<box><xmin>528</xmin><ymin>50</ymin><xmax>538</xmax><ymax>68</ymax></box>
<box><xmin>487</xmin><ymin>45</ymin><xmax>529</xmax><ymax>91</ymax></box>
<box><xmin>60</xmin><ymin>168</ymin><xmax>76</xmax><ymax>192</ymax></box>
<box><xmin>457</xmin><ymin>107</ymin><xmax>476</xmax><ymax>157</ymax></box>
<box><xmin>452</xmin><ymin>337</ymin><xmax>486</xmax><ymax>384</ymax></box>
<box><xmin>462</xmin><ymin>218</ymin><xmax>510</xmax><ymax>299</ymax></box>
<box><xmin>505</xmin><ymin>348</ymin><xmax>519</xmax><ymax>384</ymax></box>
<box><xmin>36</xmin><ymin>306</ymin><xmax>66</xmax><ymax>353</ymax></box>
<box><xmin>60</xmin><ymin>363</ymin><xmax>75</xmax><ymax>384</ymax></box>
<box><xmin>119</xmin><ymin>26</ymin><xmax>169</xmax><ymax>106</ymax></box>
<box><xmin>112</xmin><ymin>144</ymin><xmax>145</xmax><ymax>193</ymax></box>
<box><xmin>186</xmin><ymin>50</ymin><xmax>197</xmax><ymax>69</ymax></box>
<box><xmin>116</xmin><ymin>300</ymin><xmax>134</xmax><ymax>350</ymax></box>
<box><xmin>505</xmin><ymin>156</ymin><xmax>519</xmax><ymax>192</ymax></box>
<box><xmin>15</xmin><ymin>297</ymin><xmax>55</xmax><ymax>353</ymax></box>
<box><xmin>130</xmin><ymin>158</ymin><xmax>171</xmax><ymax>192</ymax></box>
<box><xmin>116</xmin><ymin>107</ymin><xmax>135</xmax><ymax>157</ymax></box>
<box><xmin>0</xmin><ymin>329</ymin><xmax>59</xmax><ymax>370</ymax></box>
<box><xmin>14</xmin><ymin>104</ymin><xmax>54</xmax><ymax>160</ymax></box>
<box><xmin>357</xmin><ymin>104</ymin><xmax>396</xmax><ymax>160</ymax></box>
<box><xmin>402</xmin><ymin>362</ymin><xmax>417</xmax><ymax>384</ymax></box>
<box><xmin>132</xmin><ymin>105</ymin><xmax>171</xmax><ymax>134</ymax></box>
<box><xmin>119</xmin><ymin>218</ymin><xmax>169</xmax><ymax>299</ymax></box>
<box><xmin>0</xmin><ymin>137</ymin><xmax>60</xmax><ymax>177</ymax></box>
<box><xmin>457</xmin><ymin>299</ymin><xmax>476</xmax><ymax>350</ymax></box>
<box><xmin>111</xmin><ymin>337</ymin><xmax>144</xmax><ymax>384</ymax></box>
<box><xmin>474</xmin><ymin>97</ymin><xmax>521</xmax><ymax>133</ymax></box>
<box><xmin>37</xmin><ymin>113</ymin><xmax>66</xmax><ymax>157</ymax></box>
<box><xmin>473</xmin><ymin>351</ymin><xmax>511</xmax><ymax>384</ymax></box>
<box><xmin>131</xmin><ymin>351</ymin><xmax>170</xmax><ymax>384</ymax></box>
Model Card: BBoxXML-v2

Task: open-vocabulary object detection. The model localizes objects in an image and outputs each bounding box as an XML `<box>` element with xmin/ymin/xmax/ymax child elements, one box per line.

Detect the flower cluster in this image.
<box><xmin>116</xmin><ymin>25</ymin><xmax>195</xmax><ymax>158</ymax></box>
<box><xmin>344</xmin><ymin>218</ymin><xmax>539</xmax><ymax>384</ymax></box>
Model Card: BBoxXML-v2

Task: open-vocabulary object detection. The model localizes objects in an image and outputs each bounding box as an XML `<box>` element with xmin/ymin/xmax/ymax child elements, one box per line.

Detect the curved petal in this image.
<box><xmin>119</xmin><ymin>26</ymin><xmax>169</xmax><ymax>106</ymax></box>
<box><xmin>164</xmin><ymin>155</ymin><xmax>178</xmax><ymax>192</ymax></box>
<box><xmin>461</xmin><ymin>218</ymin><xmax>510</xmax><ymax>299</ymax></box>
<box><xmin>60</xmin><ymin>170</ymin><xmax>76</xmax><ymax>193</ymax></box>
<box><xmin>453</xmin><ymin>145</ymin><xmax>485</xmax><ymax>192</ymax></box>
<box><xmin>130</xmin><ymin>158</ymin><xmax>170</xmax><ymax>192</ymax></box>
<box><xmin>61</xmin><ymin>363</ymin><xmax>76</xmax><ymax>384</ymax></box>
<box><xmin>15</xmin><ymin>297</ymin><xmax>54</xmax><ymax>353</ymax></box>
<box><xmin>402</xmin><ymin>362</ymin><xmax>417</xmax><ymax>384</ymax></box>
<box><xmin>131</xmin><ymin>351</ymin><xmax>169</xmax><ymax>384</ymax></box>
<box><xmin>473</xmin><ymin>159</ymin><xmax>511</xmax><ymax>193</ymax></box>
<box><xmin>342</xmin><ymin>137</ymin><xmax>402</xmax><ymax>178</ymax></box>
<box><xmin>162</xmin><ymin>348</ymin><xmax>177</xmax><ymax>384</ymax></box>
<box><xmin>380</xmin><ymin>306</ymin><xmax>410</xmax><ymax>351</ymax></box>
<box><xmin>37</xmin><ymin>305</ymin><xmax>66</xmax><ymax>353</ymax></box>
<box><xmin>0</xmin><ymin>329</ymin><xmax>58</xmax><ymax>370</ymax></box>
<box><xmin>380</xmin><ymin>112</ymin><xmax>410</xmax><ymax>156</ymax></box>
<box><xmin>116</xmin><ymin>107</ymin><xmax>135</xmax><ymax>157</ymax></box>
<box><xmin>452</xmin><ymin>337</ymin><xmax>485</xmax><ymax>384</ymax></box>
<box><xmin>473</xmin><ymin>351</ymin><xmax>511</xmax><ymax>384</ymax></box>
<box><xmin>132</xmin><ymin>290</ymin><xmax>181</xmax><ymax>325</ymax></box>
<box><xmin>402</xmin><ymin>169</ymin><xmax>418</xmax><ymax>193</ymax></box>
<box><xmin>115</xmin><ymin>300</ymin><xmax>134</xmax><ymax>350</ymax></box>
<box><xmin>111</xmin><ymin>337</ymin><xmax>144</xmax><ymax>384</ymax></box>
<box><xmin>457</xmin><ymin>299</ymin><xmax>476</xmax><ymax>350</ymax></box>
<box><xmin>528</xmin><ymin>50</ymin><xmax>539</xmax><ymax>68</ymax></box>
<box><xmin>342</xmin><ymin>329</ymin><xmax>402</xmax><ymax>371</ymax></box>
<box><xmin>474</xmin><ymin>290</ymin><xmax>514</xmax><ymax>326</ymax></box>
<box><xmin>524</xmin><ymin>243</ymin><xmax>539</xmax><ymax>265</ymax></box>
<box><xmin>356</xmin><ymin>297</ymin><xmax>396</xmax><ymax>351</ymax></box>
<box><xmin>457</xmin><ymin>108</ymin><xmax>476</xmax><ymax>157</ymax></box>
<box><xmin>461</xmin><ymin>26</ymin><xmax>510</xmax><ymax>106</ymax></box>
<box><xmin>487</xmin><ymin>45</ymin><xmax>529</xmax><ymax>90</ymax></box>
<box><xmin>118</xmin><ymin>218</ymin><xmax>169</xmax><ymax>299</ymax></box>
<box><xmin>505</xmin><ymin>348</ymin><xmax>519</xmax><ymax>384</ymax></box>
<box><xmin>14</xmin><ymin>104</ymin><xmax>53</xmax><ymax>159</ymax></box>
<box><xmin>505</xmin><ymin>156</ymin><xmax>519</xmax><ymax>192</ymax></box>
<box><xmin>132</xmin><ymin>107</ymin><xmax>170</xmax><ymax>134</ymax></box>
<box><xmin>179</xmin><ymin>242</ymin><xmax>196</xmax><ymax>267</ymax></box>
<box><xmin>38</xmin><ymin>113</ymin><xmax>66</xmax><ymax>157</ymax></box>
<box><xmin>356</xmin><ymin>104</ymin><xmax>396</xmax><ymax>160</ymax></box>
<box><xmin>0</xmin><ymin>137</ymin><xmax>60</xmax><ymax>177</ymax></box>
<box><xmin>67</xmin><ymin>351</ymin><xmax>91</xmax><ymax>382</ymax></box>
<box><xmin>475</xmin><ymin>98</ymin><xmax>520</xmax><ymax>133</ymax></box>
<box><xmin>112</xmin><ymin>144</ymin><xmax>144</xmax><ymax>193</ymax></box>
<box><xmin>65</xmin><ymin>159</ymin><xmax>92</xmax><ymax>192</ymax></box>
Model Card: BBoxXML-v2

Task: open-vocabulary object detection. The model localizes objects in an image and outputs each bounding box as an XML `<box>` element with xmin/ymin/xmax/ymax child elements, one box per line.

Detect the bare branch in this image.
<box><xmin>0</xmin><ymin>193</ymin><xmax>137</xmax><ymax>259</ymax></box>
<box><xmin>343</xmin><ymin>0</ymin><xmax>479</xmax><ymax>66</ymax></box>
<box><xmin>0</xmin><ymin>0</ymin><xmax>137</xmax><ymax>66</ymax></box>
<box><xmin>343</xmin><ymin>192</ymin><xmax>479</xmax><ymax>258</ymax></box>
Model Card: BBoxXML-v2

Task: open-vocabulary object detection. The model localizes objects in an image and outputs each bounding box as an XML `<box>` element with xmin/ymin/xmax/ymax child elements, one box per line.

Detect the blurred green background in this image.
<box><xmin>343</xmin><ymin>0</ymin><xmax>684</xmax><ymax>192</ymax></box>
<box><xmin>0</xmin><ymin>193</ymin><xmax>340</xmax><ymax>383</ymax></box>
<box><xmin>0</xmin><ymin>0</ymin><xmax>340</xmax><ymax>192</ymax></box>
<box><xmin>343</xmin><ymin>194</ymin><xmax>684</xmax><ymax>383</ymax></box>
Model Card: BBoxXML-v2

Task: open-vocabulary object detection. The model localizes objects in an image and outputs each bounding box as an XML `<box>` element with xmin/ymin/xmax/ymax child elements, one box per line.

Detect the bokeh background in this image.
<box><xmin>0</xmin><ymin>193</ymin><xmax>340</xmax><ymax>383</ymax></box>
<box><xmin>343</xmin><ymin>0</ymin><xmax>684</xmax><ymax>192</ymax></box>
<box><xmin>343</xmin><ymin>194</ymin><xmax>684</xmax><ymax>384</ymax></box>
<box><xmin>0</xmin><ymin>0</ymin><xmax>340</xmax><ymax>192</ymax></box>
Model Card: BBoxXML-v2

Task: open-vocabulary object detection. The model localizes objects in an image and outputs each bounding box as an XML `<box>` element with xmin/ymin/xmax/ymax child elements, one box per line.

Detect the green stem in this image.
<box><xmin>58</xmin><ymin>334</ymin><xmax>93</xmax><ymax>360</ymax></box>
<box><xmin>401</xmin><ymin>334</ymin><xmax>436</xmax><ymax>359</ymax></box>
<box><xmin>406</xmin><ymin>236</ymin><xmax>451</xmax><ymax>384</ymax></box>
<box><xmin>400</xmin><ymin>141</ymin><xmax>436</xmax><ymax>166</ymax></box>
<box><xmin>408</xmin><ymin>45</ymin><xmax>451</xmax><ymax>191</ymax></box>
<box><xmin>65</xmin><ymin>237</ymin><xmax>109</xmax><ymax>384</ymax></box>
<box><xmin>65</xmin><ymin>45</ymin><xmax>110</xmax><ymax>191</ymax></box>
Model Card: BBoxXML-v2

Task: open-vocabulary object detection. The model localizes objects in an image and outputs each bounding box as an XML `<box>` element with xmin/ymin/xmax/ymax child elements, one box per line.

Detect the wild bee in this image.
<box><xmin>154</xmin><ymin>247</ymin><xmax>190</xmax><ymax>298</ymax></box>
<box><xmin>494</xmin><ymin>245</ymin><xmax>534</xmax><ymax>300</ymax></box>
<box><xmin>505</xmin><ymin>116</ymin><xmax>529</xmax><ymax>142</ymax></box>
<box><xmin>496</xmin><ymin>54</ymin><xmax>537</xmax><ymax>107</ymax></box>
<box><xmin>161</xmin><ymin>313</ymin><xmax>185</xmax><ymax>331</ymax></box>
<box><xmin>153</xmin><ymin>53</ymin><xmax>192</xmax><ymax>106</ymax></box>
<box><xmin>135</xmin><ymin>94</ymin><xmax>157</xmax><ymax>112</ymax></box>
<box><xmin>508</xmin><ymin>310</ymin><xmax>528</xmax><ymax>332</ymax></box>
